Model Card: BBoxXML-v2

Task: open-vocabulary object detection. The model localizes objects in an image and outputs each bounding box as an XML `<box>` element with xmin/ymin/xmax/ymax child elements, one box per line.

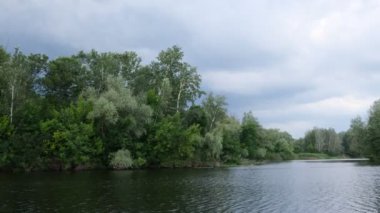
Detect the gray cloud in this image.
<box><xmin>1</xmin><ymin>0</ymin><xmax>380</xmax><ymax>137</ymax></box>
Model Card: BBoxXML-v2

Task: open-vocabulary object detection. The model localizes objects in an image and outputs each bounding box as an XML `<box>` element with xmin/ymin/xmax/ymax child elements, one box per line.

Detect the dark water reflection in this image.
<box><xmin>0</xmin><ymin>160</ymin><xmax>379</xmax><ymax>212</ymax></box>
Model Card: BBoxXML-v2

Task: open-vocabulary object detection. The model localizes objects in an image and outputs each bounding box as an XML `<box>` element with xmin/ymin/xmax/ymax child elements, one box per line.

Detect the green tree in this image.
<box><xmin>0</xmin><ymin>116</ymin><xmax>12</xmax><ymax>168</ymax></box>
<box><xmin>303</xmin><ymin>129</ymin><xmax>317</xmax><ymax>152</ymax></box>
<box><xmin>366</xmin><ymin>100</ymin><xmax>380</xmax><ymax>162</ymax></box>
<box><xmin>219</xmin><ymin>117</ymin><xmax>243</xmax><ymax>163</ymax></box>
<box><xmin>85</xmin><ymin>76</ymin><xmax>152</xmax><ymax>162</ymax></box>
<box><xmin>43</xmin><ymin>57</ymin><xmax>86</xmax><ymax>106</ymax></box>
<box><xmin>40</xmin><ymin>97</ymin><xmax>103</xmax><ymax>170</ymax></box>
<box><xmin>183</xmin><ymin>105</ymin><xmax>208</xmax><ymax>135</ymax></box>
<box><xmin>76</xmin><ymin>50</ymin><xmax>141</xmax><ymax>94</ymax></box>
<box><xmin>325</xmin><ymin>128</ymin><xmax>343</xmax><ymax>155</ymax></box>
<box><xmin>0</xmin><ymin>47</ymin><xmax>49</xmax><ymax>171</ymax></box>
<box><xmin>262</xmin><ymin>129</ymin><xmax>295</xmax><ymax>160</ymax></box>
<box><xmin>202</xmin><ymin>93</ymin><xmax>227</xmax><ymax>131</ymax></box>
<box><xmin>344</xmin><ymin>116</ymin><xmax>366</xmax><ymax>157</ymax></box>
<box><xmin>0</xmin><ymin>48</ymin><xmax>46</xmax><ymax>124</ymax></box>
<box><xmin>301</xmin><ymin>127</ymin><xmax>343</xmax><ymax>155</ymax></box>
<box><xmin>203</xmin><ymin>127</ymin><xmax>223</xmax><ymax>161</ymax></box>
<box><xmin>240</xmin><ymin>111</ymin><xmax>263</xmax><ymax>159</ymax></box>
<box><xmin>150</xmin><ymin>46</ymin><xmax>203</xmax><ymax>114</ymax></box>
<box><xmin>151</xmin><ymin>114</ymin><xmax>202</xmax><ymax>167</ymax></box>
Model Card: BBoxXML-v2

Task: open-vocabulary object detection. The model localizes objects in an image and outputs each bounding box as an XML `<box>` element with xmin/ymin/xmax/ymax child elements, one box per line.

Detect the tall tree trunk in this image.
<box><xmin>176</xmin><ymin>81</ymin><xmax>183</xmax><ymax>113</ymax></box>
<box><xmin>210</xmin><ymin>116</ymin><xmax>215</xmax><ymax>131</ymax></box>
<box><xmin>10</xmin><ymin>84</ymin><xmax>14</xmax><ymax>124</ymax></box>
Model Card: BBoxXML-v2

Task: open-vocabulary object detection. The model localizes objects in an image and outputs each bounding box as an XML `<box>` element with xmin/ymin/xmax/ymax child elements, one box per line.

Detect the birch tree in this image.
<box><xmin>151</xmin><ymin>46</ymin><xmax>203</xmax><ymax>114</ymax></box>
<box><xmin>0</xmin><ymin>48</ymin><xmax>41</xmax><ymax>124</ymax></box>
<box><xmin>202</xmin><ymin>93</ymin><xmax>227</xmax><ymax>131</ymax></box>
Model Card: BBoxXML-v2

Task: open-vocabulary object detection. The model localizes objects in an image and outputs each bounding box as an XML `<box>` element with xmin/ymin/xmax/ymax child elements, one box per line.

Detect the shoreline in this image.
<box><xmin>0</xmin><ymin>156</ymin><xmax>371</xmax><ymax>173</ymax></box>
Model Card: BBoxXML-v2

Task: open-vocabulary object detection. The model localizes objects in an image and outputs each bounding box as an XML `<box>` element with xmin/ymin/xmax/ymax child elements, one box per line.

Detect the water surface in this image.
<box><xmin>1</xmin><ymin>160</ymin><xmax>379</xmax><ymax>212</ymax></box>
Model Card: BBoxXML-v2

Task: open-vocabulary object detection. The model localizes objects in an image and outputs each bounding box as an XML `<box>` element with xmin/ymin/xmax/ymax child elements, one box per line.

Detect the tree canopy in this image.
<box><xmin>0</xmin><ymin>45</ymin><xmax>379</xmax><ymax>171</ymax></box>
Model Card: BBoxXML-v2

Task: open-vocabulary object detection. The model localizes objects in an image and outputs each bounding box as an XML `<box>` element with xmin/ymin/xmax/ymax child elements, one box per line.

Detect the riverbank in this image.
<box><xmin>0</xmin><ymin>153</ymin><xmax>369</xmax><ymax>172</ymax></box>
<box><xmin>223</xmin><ymin>153</ymin><xmax>367</xmax><ymax>168</ymax></box>
<box><xmin>294</xmin><ymin>153</ymin><xmax>349</xmax><ymax>160</ymax></box>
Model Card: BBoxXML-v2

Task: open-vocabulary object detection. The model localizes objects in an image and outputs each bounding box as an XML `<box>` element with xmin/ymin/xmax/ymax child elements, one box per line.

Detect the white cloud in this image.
<box><xmin>256</xmin><ymin>96</ymin><xmax>373</xmax><ymax>118</ymax></box>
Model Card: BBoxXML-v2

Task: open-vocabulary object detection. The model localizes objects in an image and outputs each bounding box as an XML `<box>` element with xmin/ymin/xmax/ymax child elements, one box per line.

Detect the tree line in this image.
<box><xmin>0</xmin><ymin>45</ymin><xmax>379</xmax><ymax>171</ymax></box>
<box><xmin>295</xmin><ymin>101</ymin><xmax>380</xmax><ymax>162</ymax></box>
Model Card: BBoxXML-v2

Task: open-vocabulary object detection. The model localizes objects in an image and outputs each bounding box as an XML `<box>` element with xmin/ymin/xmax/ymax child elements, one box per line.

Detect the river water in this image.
<box><xmin>0</xmin><ymin>160</ymin><xmax>379</xmax><ymax>212</ymax></box>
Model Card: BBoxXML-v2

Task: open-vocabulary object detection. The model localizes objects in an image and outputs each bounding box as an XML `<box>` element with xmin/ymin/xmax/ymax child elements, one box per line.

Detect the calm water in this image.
<box><xmin>0</xmin><ymin>160</ymin><xmax>379</xmax><ymax>212</ymax></box>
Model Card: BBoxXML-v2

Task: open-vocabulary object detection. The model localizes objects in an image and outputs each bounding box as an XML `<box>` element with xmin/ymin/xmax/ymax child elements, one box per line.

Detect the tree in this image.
<box><xmin>0</xmin><ymin>48</ymin><xmax>45</xmax><ymax>124</ymax></box>
<box><xmin>302</xmin><ymin>127</ymin><xmax>343</xmax><ymax>155</ymax></box>
<box><xmin>0</xmin><ymin>48</ymin><xmax>49</xmax><ymax>171</ymax></box>
<box><xmin>262</xmin><ymin>129</ymin><xmax>295</xmax><ymax>160</ymax></box>
<box><xmin>183</xmin><ymin>105</ymin><xmax>208</xmax><ymax>135</ymax></box>
<box><xmin>85</xmin><ymin>75</ymin><xmax>152</xmax><ymax>162</ymax></box>
<box><xmin>304</xmin><ymin>129</ymin><xmax>317</xmax><ymax>152</ymax></box>
<box><xmin>0</xmin><ymin>116</ymin><xmax>12</xmax><ymax>168</ymax></box>
<box><xmin>202</xmin><ymin>93</ymin><xmax>227</xmax><ymax>131</ymax></box>
<box><xmin>151</xmin><ymin>114</ymin><xmax>202</xmax><ymax>167</ymax></box>
<box><xmin>40</xmin><ymin>97</ymin><xmax>103</xmax><ymax>170</ymax></box>
<box><xmin>150</xmin><ymin>46</ymin><xmax>203</xmax><ymax>114</ymax></box>
<box><xmin>202</xmin><ymin>127</ymin><xmax>223</xmax><ymax>161</ymax></box>
<box><xmin>315</xmin><ymin>128</ymin><xmax>326</xmax><ymax>152</ymax></box>
<box><xmin>240</xmin><ymin>111</ymin><xmax>263</xmax><ymax>159</ymax></box>
<box><xmin>325</xmin><ymin>128</ymin><xmax>343</xmax><ymax>155</ymax></box>
<box><xmin>219</xmin><ymin>117</ymin><xmax>243</xmax><ymax>163</ymax></box>
<box><xmin>366</xmin><ymin>100</ymin><xmax>380</xmax><ymax>162</ymax></box>
<box><xmin>76</xmin><ymin>50</ymin><xmax>142</xmax><ymax>94</ymax></box>
<box><xmin>344</xmin><ymin>116</ymin><xmax>366</xmax><ymax>157</ymax></box>
<box><xmin>43</xmin><ymin>57</ymin><xmax>86</xmax><ymax>106</ymax></box>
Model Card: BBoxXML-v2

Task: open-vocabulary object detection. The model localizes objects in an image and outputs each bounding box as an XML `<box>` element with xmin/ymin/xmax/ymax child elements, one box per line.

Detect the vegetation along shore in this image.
<box><xmin>0</xmin><ymin>46</ymin><xmax>379</xmax><ymax>172</ymax></box>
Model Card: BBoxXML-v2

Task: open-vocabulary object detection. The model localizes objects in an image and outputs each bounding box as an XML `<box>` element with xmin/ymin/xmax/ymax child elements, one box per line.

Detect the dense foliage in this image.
<box><xmin>295</xmin><ymin>101</ymin><xmax>380</xmax><ymax>163</ymax></box>
<box><xmin>0</xmin><ymin>45</ymin><xmax>379</xmax><ymax>171</ymax></box>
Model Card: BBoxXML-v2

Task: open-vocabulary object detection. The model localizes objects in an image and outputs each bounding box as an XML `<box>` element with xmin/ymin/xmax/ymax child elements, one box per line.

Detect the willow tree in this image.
<box><xmin>85</xmin><ymin>75</ymin><xmax>152</xmax><ymax>160</ymax></box>
<box><xmin>219</xmin><ymin>117</ymin><xmax>243</xmax><ymax>163</ymax></box>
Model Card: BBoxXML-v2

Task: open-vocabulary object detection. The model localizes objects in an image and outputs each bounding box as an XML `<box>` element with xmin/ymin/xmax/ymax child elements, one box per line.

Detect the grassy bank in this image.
<box><xmin>295</xmin><ymin>153</ymin><xmax>348</xmax><ymax>160</ymax></box>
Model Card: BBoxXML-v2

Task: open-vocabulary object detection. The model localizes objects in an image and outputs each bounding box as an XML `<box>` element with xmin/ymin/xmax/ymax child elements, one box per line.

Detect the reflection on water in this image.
<box><xmin>0</xmin><ymin>160</ymin><xmax>379</xmax><ymax>212</ymax></box>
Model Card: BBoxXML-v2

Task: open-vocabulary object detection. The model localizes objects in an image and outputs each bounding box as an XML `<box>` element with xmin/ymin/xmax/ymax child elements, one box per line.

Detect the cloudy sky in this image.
<box><xmin>1</xmin><ymin>0</ymin><xmax>380</xmax><ymax>137</ymax></box>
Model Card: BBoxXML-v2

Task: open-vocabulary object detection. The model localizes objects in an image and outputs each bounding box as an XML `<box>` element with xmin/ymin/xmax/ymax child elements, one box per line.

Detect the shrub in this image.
<box><xmin>133</xmin><ymin>157</ymin><xmax>147</xmax><ymax>168</ymax></box>
<box><xmin>109</xmin><ymin>149</ymin><xmax>133</xmax><ymax>169</ymax></box>
<box><xmin>254</xmin><ymin>148</ymin><xmax>267</xmax><ymax>160</ymax></box>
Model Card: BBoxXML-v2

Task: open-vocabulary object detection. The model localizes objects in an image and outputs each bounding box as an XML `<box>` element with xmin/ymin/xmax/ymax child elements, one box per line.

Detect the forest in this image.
<box><xmin>0</xmin><ymin>45</ymin><xmax>379</xmax><ymax>171</ymax></box>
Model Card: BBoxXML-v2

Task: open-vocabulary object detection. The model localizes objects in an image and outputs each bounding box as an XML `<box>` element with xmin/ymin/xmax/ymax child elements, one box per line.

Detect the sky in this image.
<box><xmin>1</xmin><ymin>0</ymin><xmax>380</xmax><ymax>138</ymax></box>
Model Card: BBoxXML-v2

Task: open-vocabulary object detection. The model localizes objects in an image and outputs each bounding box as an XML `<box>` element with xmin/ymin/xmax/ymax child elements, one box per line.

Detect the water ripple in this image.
<box><xmin>0</xmin><ymin>161</ymin><xmax>379</xmax><ymax>212</ymax></box>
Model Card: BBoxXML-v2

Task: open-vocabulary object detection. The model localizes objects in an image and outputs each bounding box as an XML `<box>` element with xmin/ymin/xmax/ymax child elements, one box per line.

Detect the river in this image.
<box><xmin>0</xmin><ymin>159</ymin><xmax>378</xmax><ymax>212</ymax></box>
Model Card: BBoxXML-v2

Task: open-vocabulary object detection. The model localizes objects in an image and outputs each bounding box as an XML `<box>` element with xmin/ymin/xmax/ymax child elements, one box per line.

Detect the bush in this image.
<box><xmin>109</xmin><ymin>149</ymin><xmax>133</xmax><ymax>169</ymax></box>
<box><xmin>133</xmin><ymin>157</ymin><xmax>147</xmax><ymax>168</ymax></box>
<box><xmin>267</xmin><ymin>153</ymin><xmax>282</xmax><ymax>161</ymax></box>
<box><xmin>254</xmin><ymin>148</ymin><xmax>267</xmax><ymax>160</ymax></box>
<box><xmin>241</xmin><ymin>148</ymin><xmax>249</xmax><ymax>158</ymax></box>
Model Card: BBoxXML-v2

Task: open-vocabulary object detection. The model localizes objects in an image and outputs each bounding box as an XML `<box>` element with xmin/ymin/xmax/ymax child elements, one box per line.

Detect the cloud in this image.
<box><xmin>202</xmin><ymin>69</ymin><xmax>311</xmax><ymax>96</ymax></box>
<box><xmin>1</xmin><ymin>0</ymin><xmax>380</xmax><ymax>137</ymax></box>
